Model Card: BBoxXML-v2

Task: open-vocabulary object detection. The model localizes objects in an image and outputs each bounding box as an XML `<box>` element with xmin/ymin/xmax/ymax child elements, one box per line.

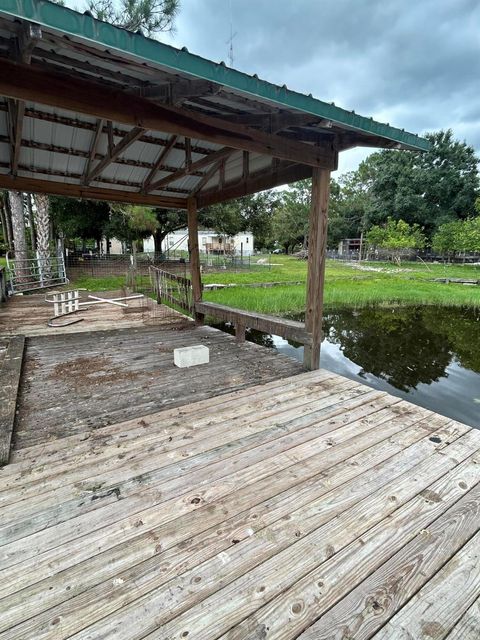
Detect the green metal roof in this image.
<box><xmin>0</xmin><ymin>0</ymin><xmax>430</xmax><ymax>151</ymax></box>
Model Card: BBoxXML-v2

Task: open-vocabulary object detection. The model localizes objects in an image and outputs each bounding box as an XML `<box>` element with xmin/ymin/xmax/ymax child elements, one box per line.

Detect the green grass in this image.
<box><xmin>202</xmin><ymin>257</ymin><xmax>480</xmax><ymax>315</ymax></box>
<box><xmin>64</xmin><ymin>256</ymin><xmax>480</xmax><ymax>315</ymax></box>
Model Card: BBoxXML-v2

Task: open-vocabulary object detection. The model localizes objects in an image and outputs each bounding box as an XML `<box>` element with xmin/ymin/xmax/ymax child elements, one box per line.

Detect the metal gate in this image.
<box><xmin>5</xmin><ymin>252</ymin><xmax>68</xmax><ymax>294</ymax></box>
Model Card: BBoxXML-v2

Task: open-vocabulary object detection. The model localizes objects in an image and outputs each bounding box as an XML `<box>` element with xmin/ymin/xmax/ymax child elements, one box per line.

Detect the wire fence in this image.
<box><xmin>65</xmin><ymin>252</ymin><xmax>270</xmax><ymax>279</ymax></box>
<box><xmin>150</xmin><ymin>266</ymin><xmax>193</xmax><ymax>313</ymax></box>
<box><xmin>327</xmin><ymin>249</ymin><xmax>480</xmax><ymax>264</ymax></box>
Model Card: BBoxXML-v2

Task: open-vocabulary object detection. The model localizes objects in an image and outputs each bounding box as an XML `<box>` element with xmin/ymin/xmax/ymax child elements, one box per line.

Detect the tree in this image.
<box><xmin>0</xmin><ymin>192</ymin><xmax>13</xmax><ymax>252</ymax></box>
<box><xmin>86</xmin><ymin>0</ymin><xmax>179</xmax><ymax>37</ymax></box>
<box><xmin>431</xmin><ymin>220</ymin><xmax>463</xmax><ymax>257</ymax></box>
<box><xmin>33</xmin><ymin>193</ymin><xmax>52</xmax><ymax>268</ymax></box>
<box><xmin>8</xmin><ymin>191</ymin><xmax>27</xmax><ymax>259</ymax></box>
<box><xmin>105</xmin><ymin>205</ymin><xmax>158</xmax><ymax>266</ymax></box>
<box><xmin>366</xmin><ymin>218</ymin><xmax>426</xmax><ymax>263</ymax></box>
<box><xmin>151</xmin><ymin>208</ymin><xmax>188</xmax><ymax>254</ymax></box>
<box><xmin>271</xmin><ymin>180</ymin><xmax>311</xmax><ymax>253</ymax></box>
<box><xmin>50</xmin><ymin>197</ymin><xmax>111</xmax><ymax>250</ymax></box>
<box><xmin>357</xmin><ymin>130</ymin><xmax>478</xmax><ymax>237</ymax></box>
<box><xmin>432</xmin><ymin>217</ymin><xmax>480</xmax><ymax>257</ymax></box>
<box><xmin>328</xmin><ymin>173</ymin><xmax>370</xmax><ymax>248</ymax></box>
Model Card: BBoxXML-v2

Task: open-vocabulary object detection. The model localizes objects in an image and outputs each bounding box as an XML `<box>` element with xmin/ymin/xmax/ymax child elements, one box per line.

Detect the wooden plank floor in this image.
<box><xmin>0</xmin><ymin>290</ymin><xmax>184</xmax><ymax>337</ymax></box>
<box><xmin>0</xmin><ymin>369</ymin><xmax>478</xmax><ymax>639</ymax></box>
<box><xmin>12</xmin><ymin>324</ymin><xmax>303</xmax><ymax>451</ymax></box>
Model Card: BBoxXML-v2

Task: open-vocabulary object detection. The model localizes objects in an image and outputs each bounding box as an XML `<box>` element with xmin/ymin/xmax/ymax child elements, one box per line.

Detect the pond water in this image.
<box><xmin>211</xmin><ymin>305</ymin><xmax>480</xmax><ymax>429</ymax></box>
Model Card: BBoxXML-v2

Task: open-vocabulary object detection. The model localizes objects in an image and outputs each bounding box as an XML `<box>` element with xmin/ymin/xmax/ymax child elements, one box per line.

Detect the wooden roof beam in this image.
<box><xmin>142</xmin><ymin>134</ymin><xmax>178</xmax><ymax>192</ymax></box>
<box><xmin>190</xmin><ymin>158</ymin><xmax>225</xmax><ymax>196</ymax></box>
<box><xmin>197</xmin><ymin>162</ymin><xmax>313</xmax><ymax>208</ymax></box>
<box><xmin>83</xmin><ymin>118</ymin><xmax>105</xmax><ymax>183</ymax></box>
<box><xmin>221</xmin><ymin>112</ymin><xmax>324</xmax><ymax>132</ymax></box>
<box><xmin>8</xmin><ymin>23</ymin><xmax>41</xmax><ymax>176</ymax></box>
<box><xmin>144</xmin><ymin>79</ymin><xmax>222</xmax><ymax>105</ymax></box>
<box><xmin>86</xmin><ymin>126</ymin><xmax>145</xmax><ymax>184</ymax></box>
<box><xmin>0</xmin><ymin>174</ymin><xmax>188</xmax><ymax>209</ymax></box>
<box><xmin>0</xmin><ymin>58</ymin><xmax>336</xmax><ymax>169</ymax></box>
<box><xmin>146</xmin><ymin>146</ymin><xmax>234</xmax><ymax>193</ymax></box>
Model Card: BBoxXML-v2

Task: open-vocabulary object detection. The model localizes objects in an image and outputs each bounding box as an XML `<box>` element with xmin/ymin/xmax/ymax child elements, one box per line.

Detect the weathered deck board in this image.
<box><xmin>0</xmin><ymin>290</ymin><xmax>184</xmax><ymax>337</ymax></box>
<box><xmin>0</xmin><ymin>358</ymin><xmax>478</xmax><ymax>638</ymax></box>
<box><xmin>0</xmin><ymin>336</ymin><xmax>24</xmax><ymax>465</ymax></box>
<box><xmin>13</xmin><ymin>324</ymin><xmax>303</xmax><ymax>450</ymax></box>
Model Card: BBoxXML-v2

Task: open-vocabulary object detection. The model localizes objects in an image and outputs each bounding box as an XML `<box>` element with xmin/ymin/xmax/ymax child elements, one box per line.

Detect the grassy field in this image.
<box><xmin>57</xmin><ymin>256</ymin><xmax>480</xmax><ymax>315</ymax></box>
<box><xmin>202</xmin><ymin>257</ymin><xmax>480</xmax><ymax>314</ymax></box>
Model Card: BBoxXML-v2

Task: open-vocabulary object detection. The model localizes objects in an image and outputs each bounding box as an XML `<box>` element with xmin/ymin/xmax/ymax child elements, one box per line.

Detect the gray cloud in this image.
<box><xmin>161</xmin><ymin>0</ymin><xmax>480</xmax><ymax>172</ymax></box>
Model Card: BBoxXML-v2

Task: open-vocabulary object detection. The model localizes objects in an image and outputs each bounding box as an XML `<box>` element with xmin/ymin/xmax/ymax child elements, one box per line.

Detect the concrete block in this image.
<box><xmin>174</xmin><ymin>344</ymin><xmax>210</xmax><ymax>368</ymax></box>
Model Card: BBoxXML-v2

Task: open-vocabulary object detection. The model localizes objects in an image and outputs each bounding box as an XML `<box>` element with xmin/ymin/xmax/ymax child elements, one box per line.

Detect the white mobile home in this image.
<box><xmin>143</xmin><ymin>229</ymin><xmax>254</xmax><ymax>256</ymax></box>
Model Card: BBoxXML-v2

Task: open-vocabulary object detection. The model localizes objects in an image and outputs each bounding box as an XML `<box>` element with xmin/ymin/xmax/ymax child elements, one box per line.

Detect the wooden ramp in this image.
<box><xmin>0</xmin><ymin>369</ymin><xmax>478</xmax><ymax>639</ymax></box>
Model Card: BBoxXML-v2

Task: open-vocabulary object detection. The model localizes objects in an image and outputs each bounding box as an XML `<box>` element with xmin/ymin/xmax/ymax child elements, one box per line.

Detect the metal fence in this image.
<box><xmin>150</xmin><ymin>266</ymin><xmax>193</xmax><ymax>313</ymax></box>
<box><xmin>64</xmin><ymin>252</ymin><xmax>267</xmax><ymax>279</ymax></box>
<box><xmin>5</xmin><ymin>253</ymin><xmax>68</xmax><ymax>294</ymax></box>
<box><xmin>327</xmin><ymin>249</ymin><xmax>480</xmax><ymax>264</ymax></box>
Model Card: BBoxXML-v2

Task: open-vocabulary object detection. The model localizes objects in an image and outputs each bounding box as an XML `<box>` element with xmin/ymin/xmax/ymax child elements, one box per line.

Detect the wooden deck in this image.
<box><xmin>0</xmin><ymin>366</ymin><xmax>479</xmax><ymax>638</ymax></box>
<box><xmin>13</xmin><ymin>324</ymin><xmax>302</xmax><ymax>450</ymax></box>
<box><xmin>0</xmin><ymin>290</ymin><xmax>185</xmax><ymax>337</ymax></box>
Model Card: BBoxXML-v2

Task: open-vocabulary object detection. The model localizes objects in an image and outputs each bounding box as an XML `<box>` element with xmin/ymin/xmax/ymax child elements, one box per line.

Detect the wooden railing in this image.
<box><xmin>195</xmin><ymin>301</ymin><xmax>312</xmax><ymax>345</ymax></box>
<box><xmin>150</xmin><ymin>266</ymin><xmax>193</xmax><ymax>313</ymax></box>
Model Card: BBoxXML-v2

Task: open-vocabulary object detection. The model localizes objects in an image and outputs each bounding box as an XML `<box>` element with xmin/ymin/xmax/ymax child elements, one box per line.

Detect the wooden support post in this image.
<box><xmin>304</xmin><ymin>167</ymin><xmax>330</xmax><ymax>370</ymax></box>
<box><xmin>235</xmin><ymin>322</ymin><xmax>246</xmax><ymax>343</ymax></box>
<box><xmin>187</xmin><ymin>197</ymin><xmax>204</xmax><ymax>325</ymax></box>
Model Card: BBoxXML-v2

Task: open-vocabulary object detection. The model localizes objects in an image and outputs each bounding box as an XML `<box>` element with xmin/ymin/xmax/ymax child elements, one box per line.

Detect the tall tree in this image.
<box><xmin>0</xmin><ymin>192</ymin><xmax>13</xmax><ymax>252</ymax></box>
<box><xmin>50</xmin><ymin>197</ymin><xmax>110</xmax><ymax>250</ymax></box>
<box><xmin>8</xmin><ymin>191</ymin><xmax>28</xmax><ymax>278</ymax></box>
<box><xmin>358</xmin><ymin>129</ymin><xmax>478</xmax><ymax>237</ymax></box>
<box><xmin>33</xmin><ymin>193</ymin><xmax>51</xmax><ymax>258</ymax></box>
<box><xmin>271</xmin><ymin>180</ymin><xmax>311</xmax><ymax>253</ymax></box>
<box><xmin>86</xmin><ymin>0</ymin><xmax>179</xmax><ymax>36</ymax></box>
<box><xmin>105</xmin><ymin>205</ymin><xmax>158</xmax><ymax>266</ymax></box>
<box><xmin>151</xmin><ymin>208</ymin><xmax>188</xmax><ymax>254</ymax></box>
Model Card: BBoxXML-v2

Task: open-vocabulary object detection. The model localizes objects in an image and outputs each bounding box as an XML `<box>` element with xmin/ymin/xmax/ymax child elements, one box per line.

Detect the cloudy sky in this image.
<box><xmin>161</xmin><ymin>0</ymin><xmax>480</xmax><ymax>173</ymax></box>
<box><xmin>71</xmin><ymin>0</ymin><xmax>480</xmax><ymax>174</ymax></box>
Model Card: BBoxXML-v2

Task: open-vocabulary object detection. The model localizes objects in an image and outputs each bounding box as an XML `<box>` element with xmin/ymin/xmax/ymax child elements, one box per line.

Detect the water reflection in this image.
<box><xmin>210</xmin><ymin>306</ymin><xmax>480</xmax><ymax>428</ymax></box>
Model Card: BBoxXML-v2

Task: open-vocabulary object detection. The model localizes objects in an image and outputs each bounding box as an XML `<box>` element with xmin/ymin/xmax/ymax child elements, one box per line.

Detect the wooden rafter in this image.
<box><xmin>242</xmin><ymin>151</ymin><xmax>249</xmax><ymax>181</ymax></box>
<box><xmin>190</xmin><ymin>158</ymin><xmax>225</xmax><ymax>196</ymax></box>
<box><xmin>86</xmin><ymin>126</ymin><xmax>145</xmax><ymax>184</ymax></box>
<box><xmin>0</xmin><ymin>133</ymin><xmax>206</xmax><ymax>175</ymax></box>
<box><xmin>219</xmin><ymin>159</ymin><xmax>226</xmax><ymax>190</ymax></box>
<box><xmin>83</xmin><ymin>118</ymin><xmax>105</xmax><ymax>183</ymax></box>
<box><xmin>106</xmin><ymin>121</ymin><xmax>114</xmax><ymax>156</ymax></box>
<box><xmin>0</xmin><ymin>58</ymin><xmax>336</xmax><ymax>168</ymax></box>
<box><xmin>0</xmin><ymin>104</ymin><xmax>218</xmax><ymax>156</ymax></box>
<box><xmin>144</xmin><ymin>79</ymin><xmax>222</xmax><ymax>105</ymax></box>
<box><xmin>146</xmin><ymin>146</ymin><xmax>234</xmax><ymax>194</ymax></box>
<box><xmin>0</xmin><ymin>160</ymin><xmax>190</xmax><ymax>194</ymax></box>
<box><xmin>142</xmin><ymin>134</ymin><xmax>178</xmax><ymax>192</ymax></box>
<box><xmin>197</xmin><ymin>162</ymin><xmax>312</xmax><ymax>208</ymax></box>
<box><xmin>185</xmin><ymin>137</ymin><xmax>192</xmax><ymax>173</ymax></box>
<box><xmin>9</xmin><ymin>100</ymin><xmax>24</xmax><ymax>175</ymax></box>
<box><xmin>0</xmin><ymin>173</ymin><xmax>187</xmax><ymax>208</ymax></box>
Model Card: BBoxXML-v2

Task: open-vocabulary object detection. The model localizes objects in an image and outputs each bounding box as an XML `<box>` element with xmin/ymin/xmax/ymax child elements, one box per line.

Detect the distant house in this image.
<box><xmin>143</xmin><ymin>229</ymin><xmax>254</xmax><ymax>256</ymax></box>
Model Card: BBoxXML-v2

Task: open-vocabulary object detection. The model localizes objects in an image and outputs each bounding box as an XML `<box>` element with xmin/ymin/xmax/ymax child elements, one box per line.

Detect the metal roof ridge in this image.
<box><xmin>0</xmin><ymin>0</ymin><xmax>430</xmax><ymax>151</ymax></box>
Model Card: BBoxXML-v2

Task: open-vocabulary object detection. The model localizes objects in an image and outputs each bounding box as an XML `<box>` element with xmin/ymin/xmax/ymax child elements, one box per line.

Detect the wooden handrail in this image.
<box><xmin>195</xmin><ymin>301</ymin><xmax>312</xmax><ymax>345</ymax></box>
